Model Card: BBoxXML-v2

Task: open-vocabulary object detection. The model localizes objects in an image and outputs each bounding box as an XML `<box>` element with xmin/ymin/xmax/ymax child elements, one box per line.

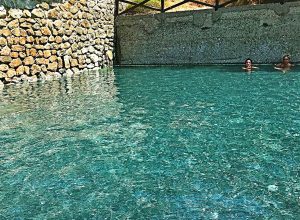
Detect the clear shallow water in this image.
<box><xmin>1</xmin><ymin>66</ymin><xmax>300</xmax><ymax>219</ymax></box>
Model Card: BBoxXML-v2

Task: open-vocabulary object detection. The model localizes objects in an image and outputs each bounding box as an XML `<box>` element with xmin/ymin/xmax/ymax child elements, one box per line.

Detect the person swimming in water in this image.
<box><xmin>274</xmin><ymin>55</ymin><xmax>294</xmax><ymax>71</ymax></box>
<box><xmin>243</xmin><ymin>58</ymin><xmax>258</xmax><ymax>71</ymax></box>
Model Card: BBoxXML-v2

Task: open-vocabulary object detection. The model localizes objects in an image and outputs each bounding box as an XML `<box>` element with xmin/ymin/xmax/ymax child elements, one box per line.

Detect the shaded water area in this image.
<box><xmin>1</xmin><ymin>66</ymin><xmax>300</xmax><ymax>219</ymax></box>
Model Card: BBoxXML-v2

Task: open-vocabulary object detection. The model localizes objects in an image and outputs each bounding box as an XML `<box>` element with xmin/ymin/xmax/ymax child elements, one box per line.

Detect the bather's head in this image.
<box><xmin>282</xmin><ymin>55</ymin><xmax>291</xmax><ymax>65</ymax></box>
<box><xmin>244</xmin><ymin>58</ymin><xmax>253</xmax><ymax>68</ymax></box>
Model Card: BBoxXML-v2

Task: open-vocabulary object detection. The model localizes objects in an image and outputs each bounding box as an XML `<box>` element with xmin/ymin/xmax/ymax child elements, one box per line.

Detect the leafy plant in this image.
<box><xmin>124</xmin><ymin>0</ymin><xmax>296</xmax><ymax>14</ymax></box>
<box><xmin>229</xmin><ymin>0</ymin><xmax>294</xmax><ymax>6</ymax></box>
<box><xmin>125</xmin><ymin>0</ymin><xmax>172</xmax><ymax>14</ymax></box>
<box><xmin>0</xmin><ymin>0</ymin><xmax>63</xmax><ymax>9</ymax></box>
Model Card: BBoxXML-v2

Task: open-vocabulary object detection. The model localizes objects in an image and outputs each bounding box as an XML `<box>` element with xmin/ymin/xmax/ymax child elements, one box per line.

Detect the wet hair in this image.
<box><xmin>244</xmin><ymin>58</ymin><xmax>253</xmax><ymax>64</ymax></box>
<box><xmin>282</xmin><ymin>55</ymin><xmax>290</xmax><ymax>61</ymax></box>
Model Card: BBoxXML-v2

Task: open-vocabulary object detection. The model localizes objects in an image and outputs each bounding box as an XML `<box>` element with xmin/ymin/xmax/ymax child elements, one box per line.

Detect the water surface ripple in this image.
<box><xmin>0</xmin><ymin>66</ymin><xmax>300</xmax><ymax>219</ymax></box>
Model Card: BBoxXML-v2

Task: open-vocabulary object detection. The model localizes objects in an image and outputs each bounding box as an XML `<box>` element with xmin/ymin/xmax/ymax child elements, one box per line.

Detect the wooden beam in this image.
<box><xmin>215</xmin><ymin>0</ymin><xmax>219</xmax><ymax>10</ymax></box>
<box><xmin>114</xmin><ymin>0</ymin><xmax>119</xmax><ymax>16</ymax></box>
<box><xmin>161</xmin><ymin>0</ymin><xmax>165</xmax><ymax>12</ymax></box>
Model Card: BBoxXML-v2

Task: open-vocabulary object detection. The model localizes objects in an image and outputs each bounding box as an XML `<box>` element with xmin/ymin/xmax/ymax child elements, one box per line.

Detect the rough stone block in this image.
<box><xmin>0</xmin><ymin>37</ymin><xmax>7</xmax><ymax>45</ymax></box>
<box><xmin>9</xmin><ymin>58</ymin><xmax>22</xmax><ymax>68</ymax></box>
<box><xmin>1</xmin><ymin>28</ymin><xmax>11</xmax><ymax>37</ymax></box>
<box><xmin>7</xmin><ymin>20</ymin><xmax>19</xmax><ymax>29</ymax></box>
<box><xmin>39</xmin><ymin>2</ymin><xmax>50</xmax><ymax>10</ymax></box>
<box><xmin>0</xmin><ymin>64</ymin><xmax>9</xmax><ymax>72</ymax></box>
<box><xmin>0</xmin><ymin>6</ymin><xmax>6</xmax><ymax>18</ymax></box>
<box><xmin>41</xmin><ymin>27</ymin><xmax>52</xmax><ymax>36</ymax></box>
<box><xmin>16</xmin><ymin>65</ymin><xmax>25</xmax><ymax>75</ymax></box>
<box><xmin>48</xmin><ymin>9</ymin><xmax>59</xmax><ymax>19</ymax></box>
<box><xmin>10</xmin><ymin>52</ymin><xmax>19</xmax><ymax>58</ymax></box>
<box><xmin>64</xmin><ymin>55</ymin><xmax>71</xmax><ymax>68</ymax></box>
<box><xmin>12</xmin><ymin>45</ymin><xmax>25</xmax><ymax>52</ymax></box>
<box><xmin>31</xmin><ymin>64</ymin><xmax>41</xmax><ymax>75</ymax></box>
<box><xmin>23</xmin><ymin>56</ymin><xmax>35</xmax><ymax>65</ymax></box>
<box><xmin>0</xmin><ymin>19</ymin><xmax>7</xmax><ymax>27</ymax></box>
<box><xmin>19</xmin><ymin>37</ymin><xmax>26</xmax><ymax>45</ymax></box>
<box><xmin>8</xmin><ymin>9</ymin><xmax>23</xmax><ymax>19</ymax></box>
<box><xmin>0</xmin><ymin>46</ymin><xmax>10</xmax><ymax>56</ymax></box>
<box><xmin>48</xmin><ymin>62</ymin><xmax>58</xmax><ymax>71</ymax></box>
<box><xmin>24</xmin><ymin>66</ymin><xmax>30</xmax><ymax>75</ymax></box>
<box><xmin>6</xmin><ymin>69</ymin><xmax>16</xmax><ymax>78</ymax></box>
<box><xmin>49</xmin><ymin>55</ymin><xmax>57</xmax><ymax>62</ymax></box>
<box><xmin>55</xmin><ymin>36</ymin><xmax>62</xmax><ymax>44</ymax></box>
<box><xmin>23</xmin><ymin>10</ymin><xmax>31</xmax><ymax>18</ymax></box>
<box><xmin>0</xmin><ymin>56</ymin><xmax>12</xmax><ymax>63</ymax></box>
<box><xmin>32</xmin><ymin>9</ymin><xmax>45</xmax><ymax>18</ymax></box>
<box><xmin>19</xmin><ymin>52</ymin><xmax>26</xmax><ymax>58</ymax></box>
<box><xmin>44</xmin><ymin>50</ymin><xmax>52</xmax><ymax>58</ymax></box>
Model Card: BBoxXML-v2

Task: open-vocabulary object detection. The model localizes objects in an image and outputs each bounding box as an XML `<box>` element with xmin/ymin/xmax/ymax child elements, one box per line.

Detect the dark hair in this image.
<box><xmin>244</xmin><ymin>58</ymin><xmax>253</xmax><ymax>64</ymax></box>
<box><xmin>282</xmin><ymin>55</ymin><xmax>290</xmax><ymax>60</ymax></box>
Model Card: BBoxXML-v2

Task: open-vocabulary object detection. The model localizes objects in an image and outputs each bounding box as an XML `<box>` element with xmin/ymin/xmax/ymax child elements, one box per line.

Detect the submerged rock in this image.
<box><xmin>20</xmin><ymin>74</ymin><xmax>28</xmax><ymax>81</ymax></box>
<box><xmin>268</xmin><ymin>185</ymin><xmax>278</xmax><ymax>192</ymax></box>
<box><xmin>28</xmin><ymin>75</ymin><xmax>38</xmax><ymax>82</ymax></box>
<box><xmin>65</xmin><ymin>69</ymin><xmax>73</xmax><ymax>77</ymax></box>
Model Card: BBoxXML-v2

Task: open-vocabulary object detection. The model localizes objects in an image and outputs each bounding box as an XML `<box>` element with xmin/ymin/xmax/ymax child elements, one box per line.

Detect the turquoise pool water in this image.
<box><xmin>1</xmin><ymin>66</ymin><xmax>300</xmax><ymax>219</ymax></box>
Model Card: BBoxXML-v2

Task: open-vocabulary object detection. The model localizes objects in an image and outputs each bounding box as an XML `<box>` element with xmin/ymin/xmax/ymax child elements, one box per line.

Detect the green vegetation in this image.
<box><xmin>232</xmin><ymin>0</ymin><xmax>284</xmax><ymax>6</ymax></box>
<box><xmin>125</xmin><ymin>0</ymin><xmax>296</xmax><ymax>14</ymax></box>
<box><xmin>0</xmin><ymin>0</ymin><xmax>63</xmax><ymax>9</ymax></box>
<box><xmin>125</xmin><ymin>0</ymin><xmax>172</xmax><ymax>14</ymax></box>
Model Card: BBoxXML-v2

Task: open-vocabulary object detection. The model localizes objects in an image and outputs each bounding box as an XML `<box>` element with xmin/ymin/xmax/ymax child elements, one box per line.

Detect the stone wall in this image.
<box><xmin>116</xmin><ymin>2</ymin><xmax>300</xmax><ymax>65</ymax></box>
<box><xmin>0</xmin><ymin>0</ymin><xmax>114</xmax><ymax>86</ymax></box>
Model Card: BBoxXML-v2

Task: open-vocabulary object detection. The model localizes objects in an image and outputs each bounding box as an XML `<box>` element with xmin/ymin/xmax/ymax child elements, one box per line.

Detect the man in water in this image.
<box><xmin>274</xmin><ymin>55</ymin><xmax>294</xmax><ymax>71</ymax></box>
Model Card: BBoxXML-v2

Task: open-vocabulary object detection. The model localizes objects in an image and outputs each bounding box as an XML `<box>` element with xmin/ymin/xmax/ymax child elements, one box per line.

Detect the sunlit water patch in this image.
<box><xmin>1</xmin><ymin>66</ymin><xmax>300</xmax><ymax>219</ymax></box>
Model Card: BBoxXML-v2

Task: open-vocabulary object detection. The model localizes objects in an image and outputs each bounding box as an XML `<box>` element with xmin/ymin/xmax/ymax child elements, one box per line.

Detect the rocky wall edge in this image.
<box><xmin>0</xmin><ymin>0</ymin><xmax>114</xmax><ymax>87</ymax></box>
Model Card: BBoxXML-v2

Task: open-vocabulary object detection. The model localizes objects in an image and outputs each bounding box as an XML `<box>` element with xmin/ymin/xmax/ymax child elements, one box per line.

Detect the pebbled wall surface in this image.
<box><xmin>116</xmin><ymin>2</ymin><xmax>300</xmax><ymax>65</ymax></box>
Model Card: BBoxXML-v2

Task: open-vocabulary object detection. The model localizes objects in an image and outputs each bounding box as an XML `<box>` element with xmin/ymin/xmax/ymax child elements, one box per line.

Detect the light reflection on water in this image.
<box><xmin>0</xmin><ymin>66</ymin><xmax>300</xmax><ymax>219</ymax></box>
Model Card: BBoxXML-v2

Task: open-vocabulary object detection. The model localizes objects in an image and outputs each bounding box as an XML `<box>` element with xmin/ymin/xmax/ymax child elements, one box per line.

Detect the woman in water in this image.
<box><xmin>243</xmin><ymin>58</ymin><xmax>258</xmax><ymax>71</ymax></box>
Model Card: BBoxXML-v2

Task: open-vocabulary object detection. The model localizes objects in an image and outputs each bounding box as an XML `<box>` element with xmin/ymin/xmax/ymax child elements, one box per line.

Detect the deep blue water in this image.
<box><xmin>1</xmin><ymin>66</ymin><xmax>300</xmax><ymax>219</ymax></box>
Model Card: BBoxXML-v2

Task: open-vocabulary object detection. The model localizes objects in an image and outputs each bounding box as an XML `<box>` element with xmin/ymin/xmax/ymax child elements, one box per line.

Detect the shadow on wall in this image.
<box><xmin>116</xmin><ymin>1</ymin><xmax>300</xmax><ymax>65</ymax></box>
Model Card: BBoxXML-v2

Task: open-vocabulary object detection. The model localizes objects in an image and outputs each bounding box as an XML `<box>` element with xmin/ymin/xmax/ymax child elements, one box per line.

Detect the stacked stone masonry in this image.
<box><xmin>0</xmin><ymin>0</ymin><xmax>114</xmax><ymax>84</ymax></box>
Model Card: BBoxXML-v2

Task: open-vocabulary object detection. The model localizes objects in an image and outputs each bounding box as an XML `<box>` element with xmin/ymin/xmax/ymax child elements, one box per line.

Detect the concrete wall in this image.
<box><xmin>116</xmin><ymin>2</ymin><xmax>300</xmax><ymax>65</ymax></box>
<box><xmin>0</xmin><ymin>0</ymin><xmax>114</xmax><ymax>85</ymax></box>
